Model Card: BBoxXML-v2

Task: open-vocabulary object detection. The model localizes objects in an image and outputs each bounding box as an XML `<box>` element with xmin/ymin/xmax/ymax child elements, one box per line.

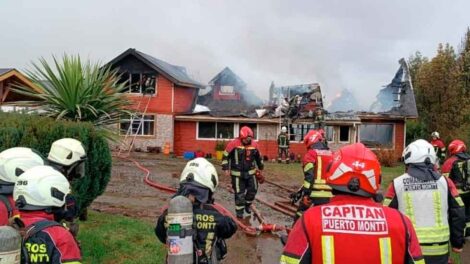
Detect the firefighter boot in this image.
<box><xmin>245</xmin><ymin>204</ymin><xmax>252</xmax><ymax>214</ymax></box>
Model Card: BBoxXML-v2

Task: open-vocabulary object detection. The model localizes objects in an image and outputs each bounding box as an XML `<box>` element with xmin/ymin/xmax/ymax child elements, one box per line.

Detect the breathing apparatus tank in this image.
<box><xmin>166</xmin><ymin>195</ymin><xmax>194</xmax><ymax>264</ymax></box>
<box><xmin>0</xmin><ymin>225</ymin><xmax>21</xmax><ymax>264</ymax></box>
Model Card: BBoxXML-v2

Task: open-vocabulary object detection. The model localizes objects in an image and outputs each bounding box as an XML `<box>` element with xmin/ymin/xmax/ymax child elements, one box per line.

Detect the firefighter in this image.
<box><xmin>431</xmin><ymin>131</ymin><xmax>446</xmax><ymax>165</ymax></box>
<box><xmin>0</xmin><ymin>147</ymin><xmax>44</xmax><ymax>226</ymax></box>
<box><xmin>442</xmin><ymin>139</ymin><xmax>470</xmax><ymax>237</ymax></box>
<box><xmin>13</xmin><ymin>165</ymin><xmax>82</xmax><ymax>264</ymax></box>
<box><xmin>384</xmin><ymin>139</ymin><xmax>465</xmax><ymax>264</ymax></box>
<box><xmin>46</xmin><ymin>138</ymin><xmax>87</xmax><ymax>235</ymax></box>
<box><xmin>281</xmin><ymin>143</ymin><xmax>424</xmax><ymax>264</ymax></box>
<box><xmin>292</xmin><ymin>129</ymin><xmax>333</xmax><ymax>222</ymax></box>
<box><xmin>155</xmin><ymin>158</ymin><xmax>238</xmax><ymax>263</ymax></box>
<box><xmin>222</xmin><ymin>126</ymin><xmax>264</xmax><ymax>218</ymax></box>
<box><xmin>277</xmin><ymin>126</ymin><xmax>290</xmax><ymax>164</ymax></box>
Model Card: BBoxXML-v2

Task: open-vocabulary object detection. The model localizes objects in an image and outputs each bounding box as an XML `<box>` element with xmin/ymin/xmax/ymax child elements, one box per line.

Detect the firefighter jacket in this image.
<box><xmin>302</xmin><ymin>144</ymin><xmax>333</xmax><ymax>199</ymax></box>
<box><xmin>278</xmin><ymin>133</ymin><xmax>290</xmax><ymax>148</ymax></box>
<box><xmin>442</xmin><ymin>153</ymin><xmax>470</xmax><ymax>194</ymax></box>
<box><xmin>19</xmin><ymin>211</ymin><xmax>82</xmax><ymax>264</ymax></box>
<box><xmin>0</xmin><ymin>194</ymin><xmax>18</xmax><ymax>225</ymax></box>
<box><xmin>155</xmin><ymin>203</ymin><xmax>237</xmax><ymax>263</ymax></box>
<box><xmin>280</xmin><ymin>195</ymin><xmax>424</xmax><ymax>264</ymax></box>
<box><xmin>384</xmin><ymin>165</ymin><xmax>465</xmax><ymax>257</ymax></box>
<box><xmin>221</xmin><ymin>138</ymin><xmax>264</xmax><ymax>177</ymax></box>
<box><xmin>431</xmin><ymin>139</ymin><xmax>447</xmax><ymax>163</ymax></box>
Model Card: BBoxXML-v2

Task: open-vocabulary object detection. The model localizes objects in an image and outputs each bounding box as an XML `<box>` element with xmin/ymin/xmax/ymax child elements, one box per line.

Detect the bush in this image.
<box><xmin>215</xmin><ymin>139</ymin><xmax>227</xmax><ymax>151</ymax></box>
<box><xmin>374</xmin><ymin>148</ymin><xmax>398</xmax><ymax>167</ymax></box>
<box><xmin>0</xmin><ymin>112</ymin><xmax>112</xmax><ymax>215</ymax></box>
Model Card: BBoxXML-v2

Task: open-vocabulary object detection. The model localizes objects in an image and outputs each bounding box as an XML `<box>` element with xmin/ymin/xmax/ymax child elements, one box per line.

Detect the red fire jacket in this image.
<box><xmin>301</xmin><ymin>148</ymin><xmax>333</xmax><ymax>194</ymax></box>
<box><xmin>20</xmin><ymin>211</ymin><xmax>82</xmax><ymax>264</ymax></box>
<box><xmin>281</xmin><ymin>195</ymin><xmax>424</xmax><ymax>264</ymax></box>
<box><xmin>0</xmin><ymin>194</ymin><xmax>18</xmax><ymax>225</ymax></box>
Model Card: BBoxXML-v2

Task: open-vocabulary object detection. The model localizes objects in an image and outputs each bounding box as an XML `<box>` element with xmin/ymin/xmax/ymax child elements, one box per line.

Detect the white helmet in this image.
<box><xmin>180</xmin><ymin>158</ymin><xmax>218</xmax><ymax>192</ymax></box>
<box><xmin>13</xmin><ymin>165</ymin><xmax>70</xmax><ymax>210</ymax></box>
<box><xmin>402</xmin><ymin>139</ymin><xmax>437</xmax><ymax>165</ymax></box>
<box><xmin>281</xmin><ymin>126</ymin><xmax>287</xmax><ymax>133</ymax></box>
<box><xmin>431</xmin><ymin>131</ymin><xmax>440</xmax><ymax>139</ymax></box>
<box><xmin>48</xmin><ymin>138</ymin><xmax>86</xmax><ymax>167</ymax></box>
<box><xmin>0</xmin><ymin>147</ymin><xmax>44</xmax><ymax>194</ymax></box>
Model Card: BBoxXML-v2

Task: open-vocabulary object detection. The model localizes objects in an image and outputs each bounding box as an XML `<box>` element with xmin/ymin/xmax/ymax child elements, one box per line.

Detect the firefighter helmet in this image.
<box><xmin>239</xmin><ymin>126</ymin><xmax>254</xmax><ymax>139</ymax></box>
<box><xmin>304</xmin><ymin>130</ymin><xmax>322</xmax><ymax>149</ymax></box>
<box><xmin>180</xmin><ymin>158</ymin><xmax>219</xmax><ymax>192</ymax></box>
<box><xmin>47</xmin><ymin>138</ymin><xmax>86</xmax><ymax>167</ymax></box>
<box><xmin>431</xmin><ymin>131</ymin><xmax>440</xmax><ymax>139</ymax></box>
<box><xmin>402</xmin><ymin>139</ymin><xmax>437</xmax><ymax>165</ymax></box>
<box><xmin>281</xmin><ymin>126</ymin><xmax>287</xmax><ymax>133</ymax></box>
<box><xmin>13</xmin><ymin>165</ymin><xmax>70</xmax><ymax>210</ymax></box>
<box><xmin>326</xmin><ymin>143</ymin><xmax>381</xmax><ymax>197</ymax></box>
<box><xmin>0</xmin><ymin>147</ymin><xmax>44</xmax><ymax>191</ymax></box>
<box><xmin>448</xmin><ymin>140</ymin><xmax>467</xmax><ymax>155</ymax></box>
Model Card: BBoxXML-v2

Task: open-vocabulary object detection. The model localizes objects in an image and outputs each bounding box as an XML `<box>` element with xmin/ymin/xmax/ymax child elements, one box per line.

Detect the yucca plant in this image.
<box><xmin>13</xmin><ymin>55</ymin><xmax>130</xmax><ymax>136</ymax></box>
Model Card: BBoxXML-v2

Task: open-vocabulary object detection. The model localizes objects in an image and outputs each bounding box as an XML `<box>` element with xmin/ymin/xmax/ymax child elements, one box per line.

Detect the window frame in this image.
<box><xmin>339</xmin><ymin>125</ymin><xmax>350</xmax><ymax>143</ymax></box>
<box><xmin>358</xmin><ymin>123</ymin><xmax>395</xmax><ymax>149</ymax></box>
<box><xmin>324</xmin><ymin>125</ymin><xmax>336</xmax><ymax>143</ymax></box>
<box><xmin>119</xmin><ymin>114</ymin><xmax>156</xmax><ymax>136</ymax></box>
<box><xmin>219</xmin><ymin>85</ymin><xmax>235</xmax><ymax>95</ymax></box>
<box><xmin>118</xmin><ymin>72</ymin><xmax>157</xmax><ymax>95</ymax></box>
<box><xmin>289</xmin><ymin>123</ymin><xmax>314</xmax><ymax>142</ymax></box>
<box><xmin>196</xmin><ymin>122</ymin><xmax>259</xmax><ymax>140</ymax></box>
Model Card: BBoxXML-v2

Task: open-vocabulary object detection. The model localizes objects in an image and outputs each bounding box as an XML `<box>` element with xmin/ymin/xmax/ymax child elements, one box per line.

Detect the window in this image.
<box><xmin>120</xmin><ymin>115</ymin><xmax>155</xmax><ymax>136</ymax></box>
<box><xmin>325</xmin><ymin>126</ymin><xmax>335</xmax><ymax>142</ymax></box>
<box><xmin>339</xmin><ymin>126</ymin><xmax>350</xmax><ymax>142</ymax></box>
<box><xmin>219</xmin><ymin>85</ymin><xmax>234</xmax><ymax>95</ymax></box>
<box><xmin>118</xmin><ymin>72</ymin><xmax>157</xmax><ymax>94</ymax></box>
<box><xmin>239</xmin><ymin>123</ymin><xmax>258</xmax><ymax>139</ymax></box>
<box><xmin>360</xmin><ymin>124</ymin><xmax>394</xmax><ymax>148</ymax></box>
<box><xmin>289</xmin><ymin>124</ymin><xmax>313</xmax><ymax>141</ymax></box>
<box><xmin>197</xmin><ymin>122</ymin><xmax>235</xmax><ymax>139</ymax></box>
<box><xmin>198</xmin><ymin>122</ymin><xmax>216</xmax><ymax>139</ymax></box>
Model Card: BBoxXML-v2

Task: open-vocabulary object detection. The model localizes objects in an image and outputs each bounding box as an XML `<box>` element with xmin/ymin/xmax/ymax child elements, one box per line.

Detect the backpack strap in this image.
<box><xmin>24</xmin><ymin>220</ymin><xmax>63</xmax><ymax>240</ymax></box>
<box><xmin>0</xmin><ymin>194</ymin><xmax>12</xmax><ymax>218</ymax></box>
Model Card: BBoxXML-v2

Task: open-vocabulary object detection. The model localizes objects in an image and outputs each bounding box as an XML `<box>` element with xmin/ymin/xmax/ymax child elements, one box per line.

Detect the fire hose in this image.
<box><xmin>116</xmin><ymin>154</ymin><xmax>286</xmax><ymax>235</ymax></box>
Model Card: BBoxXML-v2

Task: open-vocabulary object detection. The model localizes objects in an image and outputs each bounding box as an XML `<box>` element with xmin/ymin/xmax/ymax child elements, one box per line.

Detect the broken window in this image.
<box><xmin>239</xmin><ymin>123</ymin><xmax>258</xmax><ymax>139</ymax></box>
<box><xmin>360</xmin><ymin>124</ymin><xmax>394</xmax><ymax>148</ymax></box>
<box><xmin>120</xmin><ymin>114</ymin><xmax>155</xmax><ymax>136</ymax></box>
<box><xmin>339</xmin><ymin>126</ymin><xmax>350</xmax><ymax>142</ymax></box>
<box><xmin>197</xmin><ymin>122</ymin><xmax>235</xmax><ymax>139</ymax></box>
<box><xmin>118</xmin><ymin>72</ymin><xmax>157</xmax><ymax>94</ymax></box>
<box><xmin>198</xmin><ymin>122</ymin><xmax>216</xmax><ymax>139</ymax></box>
<box><xmin>289</xmin><ymin>124</ymin><xmax>313</xmax><ymax>141</ymax></box>
<box><xmin>325</xmin><ymin>126</ymin><xmax>335</xmax><ymax>142</ymax></box>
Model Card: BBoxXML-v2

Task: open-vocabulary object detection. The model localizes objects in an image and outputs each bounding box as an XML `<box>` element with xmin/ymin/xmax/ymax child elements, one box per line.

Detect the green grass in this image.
<box><xmin>78</xmin><ymin>211</ymin><xmax>166</xmax><ymax>264</ymax></box>
<box><xmin>381</xmin><ymin>164</ymin><xmax>405</xmax><ymax>190</ymax></box>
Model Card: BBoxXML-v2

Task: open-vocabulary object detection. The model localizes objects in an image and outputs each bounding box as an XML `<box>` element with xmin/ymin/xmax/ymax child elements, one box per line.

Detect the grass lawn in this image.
<box><xmin>78</xmin><ymin>211</ymin><xmax>166</xmax><ymax>264</ymax></box>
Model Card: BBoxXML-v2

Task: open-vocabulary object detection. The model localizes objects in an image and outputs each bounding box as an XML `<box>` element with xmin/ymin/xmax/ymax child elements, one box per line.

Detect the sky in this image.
<box><xmin>1</xmin><ymin>0</ymin><xmax>470</xmax><ymax>109</ymax></box>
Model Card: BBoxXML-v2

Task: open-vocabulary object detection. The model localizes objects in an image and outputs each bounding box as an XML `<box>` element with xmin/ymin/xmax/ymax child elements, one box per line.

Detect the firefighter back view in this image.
<box><xmin>155</xmin><ymin>158</ymin><xmax>237</xmax><ymax>263</ymax></box>
<box><xmin>281</xmin><ymin>143</ymin><xmax>424</xmax><ymax>264</ymax></box>
<box><xmin>431</xmin><ymin>132</ymin><xmax>447</xmax><ymax>165</ymax></box>
<box><xmin>384</xmin><ymin>139</ymin><xmax>465</xmax><ymax>264</ymax></box>
<box><xmin>0</xmin><ymin>147</ymin><xmax>44</xmax><ymax>226</ymax></box>
<box><xmin>277</xmin><ymin>126</ymin><xmax>290</xmax><ymax>164</ymax></box>
<box><xmin>292</xmin><ymin>129</ymin><xmax>333</xmax><ymax>222</ymax></box>
<box><xmin>221</xmin><ymin>126</ymin><xmax>264</xmax><ymax>218</ymax></box>
<box><xmin>14</xmin><ymin>165</ymin><xmax>82</xmax><ymax>264</ymax></box>
<box><xmin>442</xmin><ymin>139</ymin><xmax>470</xmax><ymax>238</ymax></box>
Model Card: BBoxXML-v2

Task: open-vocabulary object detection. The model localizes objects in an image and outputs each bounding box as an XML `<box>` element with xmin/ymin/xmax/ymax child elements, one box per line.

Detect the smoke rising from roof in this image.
<box><xmin>0</xmin><ymin>0</ymin><xmax>469</xmax><ymax>109</ymax></box>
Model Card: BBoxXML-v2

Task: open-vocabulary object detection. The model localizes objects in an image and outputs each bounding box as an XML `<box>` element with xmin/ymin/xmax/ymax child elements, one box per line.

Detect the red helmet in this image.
<box><xmin>239</xmin><ymin>126</ymin><xmax>254</xmax><ymax>139</ymax></box>
<box><xmin>326</xmin><ymin>143</ymin><xmax>381</xmax><ymax>197</ymax></box>
<box><xmin>448</xmin><ymin>139</ymin><xmax>466</xmax><ymax>155</ymax></box>
<box><xmin>304</xmin><ymin>130</ymin><xmax>323</xmax><ymax>149</ymax></box>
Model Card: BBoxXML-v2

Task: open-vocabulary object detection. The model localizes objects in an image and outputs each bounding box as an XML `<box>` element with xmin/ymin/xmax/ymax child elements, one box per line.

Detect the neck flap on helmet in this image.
<box><xmin>176</xmin><ymin>183</ymin><xmax>211</xmax><ymax>204</ymax></box>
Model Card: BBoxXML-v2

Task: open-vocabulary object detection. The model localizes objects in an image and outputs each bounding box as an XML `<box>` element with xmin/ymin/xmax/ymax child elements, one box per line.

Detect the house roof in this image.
<box><xmin>105</xmin><ymin>48</ymin><xmax>205</xmax><ymax>89</ymax></box>
<box><xmin>0</xmin><ymin>68</ymin><xmax>14</xmax><ymax>76</ymax></box>
<box><xmin>209</xmin><ymin>67</ymin><xmax>247</xmax><ymax>87</ymax></box>
<box><xmin>0</xmin><ymin>68</ymin><xmax>42</xmax><ymax>93</ymax></box>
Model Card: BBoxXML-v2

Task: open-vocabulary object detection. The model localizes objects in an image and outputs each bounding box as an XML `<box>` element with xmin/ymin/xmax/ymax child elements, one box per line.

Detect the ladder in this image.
<box><xmin>118</xmin><ymin>94</ymin><xmax>152</xmax><ymax>157</ymax></box>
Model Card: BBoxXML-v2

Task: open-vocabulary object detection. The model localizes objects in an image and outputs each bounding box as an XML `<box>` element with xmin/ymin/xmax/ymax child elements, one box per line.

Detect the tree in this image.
<box><xmin>14</xmin><ymin>55</ymin><xmax>130</xmax><ymax>136</ymax></box>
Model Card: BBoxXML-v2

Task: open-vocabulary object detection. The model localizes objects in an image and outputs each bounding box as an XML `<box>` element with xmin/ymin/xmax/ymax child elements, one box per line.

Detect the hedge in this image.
<box><xmin>0</xmin><ymin>111</ymin><xmax>112</xmax><ymax>215</ymax></box>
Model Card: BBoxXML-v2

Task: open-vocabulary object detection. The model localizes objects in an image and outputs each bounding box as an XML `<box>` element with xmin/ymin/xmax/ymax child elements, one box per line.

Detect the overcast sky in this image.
<box><xmin>1</xmin><ymin>0</ymin><xmax>469</xmax><ymax>109</ymax></box>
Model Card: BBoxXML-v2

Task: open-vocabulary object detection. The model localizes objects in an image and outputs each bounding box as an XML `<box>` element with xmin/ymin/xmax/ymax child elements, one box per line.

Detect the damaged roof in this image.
<box><xmin>105</xmin><ymin>48</ymin><xmax>205</xmax><ymax>89</ymax></box>
<box><xmin>369</xmin><ymin>58</ymin><xmax>418</xmax><ymax>118</ymax></box>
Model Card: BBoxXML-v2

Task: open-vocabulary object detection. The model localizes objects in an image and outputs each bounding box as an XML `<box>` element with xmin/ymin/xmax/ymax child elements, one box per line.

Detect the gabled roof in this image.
<box><xmin>105</xmin><ymin>48</ymin><xmax>205</xmax><ymax>89</ymax></box>
<box><xmin>0</xmin><ymin>68</ymin><xmax>42</xmax><ymax>93</ymax></box>
<box><xmin>209</xmin><ymin>67</ymin><xmax>246</xmax><ymax>87</ymax></box>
